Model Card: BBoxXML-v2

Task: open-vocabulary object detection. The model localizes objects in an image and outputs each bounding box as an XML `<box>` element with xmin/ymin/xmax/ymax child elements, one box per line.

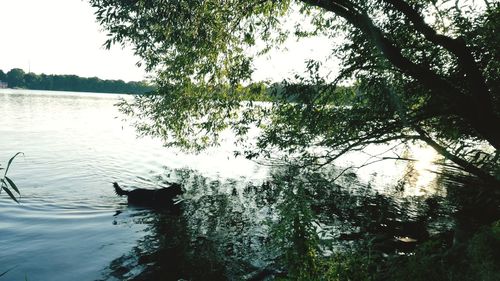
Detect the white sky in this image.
<box><xmin>0</xmin><ymin>0</ymin><xmax>337</xmax><ymax>83</ymax></box>
<box><xmin>0</xmin><ymin>0</ymin><xmax>146</xmax><ymax>82</ymax></box>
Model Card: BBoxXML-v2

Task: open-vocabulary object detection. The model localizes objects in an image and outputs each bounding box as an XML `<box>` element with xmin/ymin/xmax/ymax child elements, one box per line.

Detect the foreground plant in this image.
<box><xmin>0</xmin><ymin>152</ymin><xmax>22</xmax><ymax>203</ymax></box>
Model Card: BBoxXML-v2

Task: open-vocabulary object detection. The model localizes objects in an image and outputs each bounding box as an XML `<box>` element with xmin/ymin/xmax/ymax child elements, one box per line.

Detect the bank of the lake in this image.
<box><xmin>0</xmin><ymin>69</ymin><xmax>154</xmax><ymax>94</ymax></box>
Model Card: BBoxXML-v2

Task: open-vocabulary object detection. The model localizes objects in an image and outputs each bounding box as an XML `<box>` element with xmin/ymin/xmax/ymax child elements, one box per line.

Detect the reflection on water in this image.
<box><xmin>99</xmin><ymin>165</ymin><xmax>456</xmax><ymax>280</ymax></box>
<box><xmin>333</xmin><ymin>143</ymin><xmax>443</xmax><ymax>198</ymax></box>
<box><xmin>1</xmin><ymin>89</ymin><xmax>496</xmax><ymax>280</ymax></box>
<box><xmin>100</xmin><ymin>169</ymin><xmax>273</xmax><ymax>280</ymax></box>
<box><xmin>411</xmin><ymin>145</ymin><xmax>440</xmax><ymax>194</ymax></box>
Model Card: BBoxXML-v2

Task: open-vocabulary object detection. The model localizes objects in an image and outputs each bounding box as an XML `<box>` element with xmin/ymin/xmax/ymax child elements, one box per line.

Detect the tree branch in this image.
<box><xmin>414</xmin><ymin>126</ymin><xmax>499</xmax><ymax>186</ymax></box>
<box><xmin>382</xmin><ymin>0</ymin><xmax>493</xmax><ymax>112</ymax></box>
<box><xmin>301</xmin><ymin>0</ymin><xmax>463</xmax><ymax>102</ymax></box>
<box><xmin>300</xmin><ymin>0</ymin><xmax>500</xmax><ymax>150</ymax></box>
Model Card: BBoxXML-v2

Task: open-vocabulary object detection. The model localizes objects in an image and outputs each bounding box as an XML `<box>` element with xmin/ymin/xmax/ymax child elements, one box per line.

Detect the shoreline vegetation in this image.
<box><xmin>0</xmin><ymin>68</ymin><xmax>154</xmax><ymax>95</ymax></box>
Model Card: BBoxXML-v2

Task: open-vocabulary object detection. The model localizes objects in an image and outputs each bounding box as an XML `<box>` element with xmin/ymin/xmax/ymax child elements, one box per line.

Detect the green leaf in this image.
<box><xmin>5</xmin><ymin>176</ymin><xmax>20</xmax><ymax>195</ymax></box>
<box><xmin>4</xmin><ymin>152</ymin><xmax>23</xmax><ymax>176</ymax></box>
<box><xmin>2</xmin><ymin>186</ymin><xmax>19</xmax><ymax>203</ymax></box>
<box><xmin>0</xmin><ymin>266</ymin><xmax>17</xmax><ymax>277</ymax></box>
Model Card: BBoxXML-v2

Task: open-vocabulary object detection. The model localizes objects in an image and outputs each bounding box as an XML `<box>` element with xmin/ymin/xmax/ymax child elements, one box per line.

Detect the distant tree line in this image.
<box><xmin>0</xmin><ymin>68</ymin><xmax>153</xmax><ymax>94</ymax></box>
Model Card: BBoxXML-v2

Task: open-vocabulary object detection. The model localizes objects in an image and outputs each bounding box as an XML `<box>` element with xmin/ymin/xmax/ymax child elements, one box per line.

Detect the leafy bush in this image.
<box><xmin>384</xmin><ymin>220</ymin><xmax>500</xmax><ymax>281</ymax></box>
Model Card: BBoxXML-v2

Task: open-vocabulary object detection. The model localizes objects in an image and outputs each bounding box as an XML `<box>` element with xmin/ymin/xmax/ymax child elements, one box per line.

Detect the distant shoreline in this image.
<box><xmin>0</xmin><ymin>88</ymin><xmax>140</xmax><ymax>96</ymax></box>
<box><xmin>0</xmin><ymin>68</ymin><xmax>154</xmax><ymax>95</ymax></box>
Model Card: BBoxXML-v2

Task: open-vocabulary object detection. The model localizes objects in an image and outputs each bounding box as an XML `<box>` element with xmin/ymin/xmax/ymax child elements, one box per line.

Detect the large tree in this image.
<box><xmin>0</xmin><ymin>69</ymin><xmax>6</xmax><ymax>82</ymax></box>
<box><xmin>6</xmin><ymin>68</ymin><xmax>25</xmax><ymax>88</ymax></box>
<box><xmin>89</xmin><ymin>0</ymin><xmax>500</xmax><ymax>184</ymax></box>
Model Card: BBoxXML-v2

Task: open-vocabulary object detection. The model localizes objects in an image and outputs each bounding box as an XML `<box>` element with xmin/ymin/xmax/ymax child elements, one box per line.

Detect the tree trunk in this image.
<box><xmin>460</xmin><ymin>106</ymin><xmax>500</xmax><ymax>151</ymax></box>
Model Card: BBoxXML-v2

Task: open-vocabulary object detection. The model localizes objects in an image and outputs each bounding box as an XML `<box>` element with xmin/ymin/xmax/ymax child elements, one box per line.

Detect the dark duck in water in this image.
<box><xmin>113</xmin><ymin>182</ymin><xmax>183</xmax><ymax>209</ymax></box>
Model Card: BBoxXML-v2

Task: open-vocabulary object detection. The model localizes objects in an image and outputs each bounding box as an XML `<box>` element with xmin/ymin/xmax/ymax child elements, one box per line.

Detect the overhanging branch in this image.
<box><xmin>382</xmin><ymin>0</ymin><xmax>493</xmax><ymax>111</ymax></box>
<box><xmin>299</xmin><ymin>0</ymin><xmax>500</xmax><ymax>150</ymax></box>
<box><xmin>414</xmin><ymin>126</ymin><xmax>499</xmax><ymax>186</ymax></box>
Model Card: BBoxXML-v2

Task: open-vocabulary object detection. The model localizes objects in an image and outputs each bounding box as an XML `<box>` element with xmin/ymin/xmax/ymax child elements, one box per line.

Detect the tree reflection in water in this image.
<box><xmin>99</xmin><ymin>164</ymin><xmax>499</xmax><ymax>280</ymax></box>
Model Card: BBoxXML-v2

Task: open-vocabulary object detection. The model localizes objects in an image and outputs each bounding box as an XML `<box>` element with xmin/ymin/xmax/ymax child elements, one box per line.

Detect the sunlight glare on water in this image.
<box><xmin>412</xmin><ymin>145</ymin><xmax>441</xmax><ymax>196</ymax></box>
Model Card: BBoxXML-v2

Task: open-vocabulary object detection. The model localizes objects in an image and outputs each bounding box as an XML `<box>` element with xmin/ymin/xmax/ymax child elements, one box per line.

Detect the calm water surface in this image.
<box><xmin>0</xmin><ymin>89</ymin><xmax>268</xmax><ymax>281</ymax></box>
<box><xmin>0</xmin><ymin>89</ymin><xmax>444</xmax><ymax>280</ymax></box>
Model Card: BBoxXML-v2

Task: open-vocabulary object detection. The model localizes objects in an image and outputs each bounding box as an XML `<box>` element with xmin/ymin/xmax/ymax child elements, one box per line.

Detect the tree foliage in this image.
<box><xmin>6</xmin><ymin>68</ymin><xmax>26</xmax><ymax>88</ymax></box>
<box><xmin>90</xmin><ymin>0</ymin><xmax>500</xmax><ymax>184</ymax></box>
<box><xmin>0</xmin><ymin>69</ymin><xmax>7</xmax><ymax>82</ymax></box>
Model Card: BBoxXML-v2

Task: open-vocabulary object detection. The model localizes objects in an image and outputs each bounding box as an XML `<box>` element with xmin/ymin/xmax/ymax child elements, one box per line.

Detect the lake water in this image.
<box><xmin>0</xmin><ymin>89</ymin><xmax>272</xmax><ymax>281</ymax></box>
<box><xmin>0</xmin><ymin>89</ymin><xmax>445</xmax><ymax>280</ymax></box>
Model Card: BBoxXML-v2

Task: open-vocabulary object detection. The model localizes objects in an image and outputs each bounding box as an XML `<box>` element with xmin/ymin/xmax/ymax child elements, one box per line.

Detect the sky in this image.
<box><xmin>0</xmin><ymin>0</ymin><xmax>336</xmax><ymax>83</ymax></box>
<box><xmin>0</xmin><ymin>0</ymin><xmax>146</xmax><ymax>82</ymax></box>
